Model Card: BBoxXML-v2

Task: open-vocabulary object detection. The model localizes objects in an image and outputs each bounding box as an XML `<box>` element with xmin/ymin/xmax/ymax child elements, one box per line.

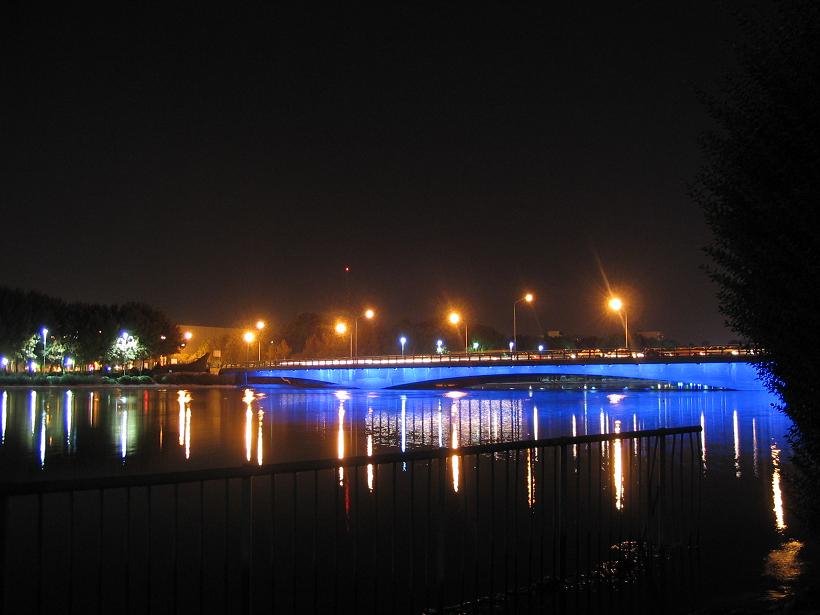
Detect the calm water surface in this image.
<box><xmin>0</xmin><ymin>385</ymin><xmax>807</xmax><ymax>608</ymax></box>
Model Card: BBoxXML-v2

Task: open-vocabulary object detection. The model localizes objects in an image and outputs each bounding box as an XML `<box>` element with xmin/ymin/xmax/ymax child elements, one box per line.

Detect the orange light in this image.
<box><xmin>608</xmin><ymin>297</ymin><xmax>623</xmax><ymax>312</ymax></box>
<box><xmin>243</xmin><ymin>331</ymin><xmax>256</xmax><ymax>344</ymax></box>
<box><xmin>448</xmin><ymin>311</ymin><xmax>461</xmax><ymax>326</ymax></box>
<box><xmin>255</xmin><ymin>320</ymin><xmax>266</xmax><ymax>330</ymax></box>
<box><xmin>524</xmin><ymin>293</ymin><xmax>534</xmax><ymax>303</ymax></box>
<box><xmin>364</xmin><ymin>308</ymin><xmax>375</xmax><ymax>320</ymax></box>
<box><xmin>335</xmin><ymin>321</ymin><xmax>348</xmax><ymax>335</ymax></box>
<box><xmin>183</xmin><ymin>331</ymin><xmax>193</xmax><ymax>341</ymax></box>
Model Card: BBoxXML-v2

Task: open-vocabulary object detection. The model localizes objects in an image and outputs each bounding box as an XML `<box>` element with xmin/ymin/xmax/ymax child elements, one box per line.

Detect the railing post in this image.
<box><xmin>0</xmin><ymin>494</ymin><xmax>5</xmax><ymax>614</ymax></box>
<box><xmin>658</xmin><ymin>435</ymin><xmax>666</xmax><ymax>548</ymax></box>
<box><xmin>558</xmin><ymin>443</ymin><xmax>568</xmax><ymax>581</ymax></box>
<box><xmin>240</xmin><ymin>476</ymin><xmax>252</xmax><ymax>614</ymax></box>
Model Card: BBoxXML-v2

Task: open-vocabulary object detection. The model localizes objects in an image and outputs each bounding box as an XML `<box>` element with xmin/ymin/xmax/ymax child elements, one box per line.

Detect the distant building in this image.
<box><xmin>547</xmin><ymin>330</ymin><xmax>563</xmax><ymax>338</ymax></box>
<box><xmin>174</xmin><ymin>324</ymin><xmax>246</xmax><ymax>371</ymax></box>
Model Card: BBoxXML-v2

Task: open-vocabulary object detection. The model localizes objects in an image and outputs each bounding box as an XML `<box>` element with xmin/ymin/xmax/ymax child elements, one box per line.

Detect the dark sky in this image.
<box><xmin>1</xmin><ymin>3</ymin><xmax>742</xmax><ymax>342</ymax></box>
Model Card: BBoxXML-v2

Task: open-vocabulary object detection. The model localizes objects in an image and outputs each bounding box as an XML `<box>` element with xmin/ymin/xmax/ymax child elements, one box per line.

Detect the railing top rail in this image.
<box><xmin>0</xmin><ymin>425</ymin><xmax>701</xmax><ymax>497</ymax></box>
<box><xmin>222</xmin><ymin>345</ymin><xmax>760</xmax><ymax>371</ymax></box>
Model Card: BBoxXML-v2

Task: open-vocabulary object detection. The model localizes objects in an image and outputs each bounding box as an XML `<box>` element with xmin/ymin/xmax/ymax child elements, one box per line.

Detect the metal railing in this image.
<box><xmin>1</xmin><ymin>426</ymin><xmax>702</xmax><ymax>614</ymax></box>
<box><xmin>223</xmin><ymin>345</ymin><xmax>756</xmax><ymax>370</ymax></box>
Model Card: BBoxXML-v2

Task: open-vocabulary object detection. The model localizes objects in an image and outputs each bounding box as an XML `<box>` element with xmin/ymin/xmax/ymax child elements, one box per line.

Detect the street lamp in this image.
<box><xmin>513</xmin><ymin>293</ymin><xmax>534</xmax><ymax>352</ymax></box>
<box><xmin>335</xmin><ymin>320</ymin><xmax>352</xmax><ymax>359</ymax></box>
<box><xmin>354</xmin><ymin>309</ymin><xmax>375</xmax><ymax>358</ymax></box>
<box><xmin>255</xmin><ymin>320</ymin><xmax>266</xmax><ymax>361</ymax></box>
<box><xmin>399</xmin><ymin>336</ymin><xmax>407</xmax><ymax>357</ymax></box>
<box><xmin>448</xmin><ymin>311</ymin><xmax>468</xmax><ymax>353</ymax></box>
<box><xmin>608</xmin><ymin>297</ymin><xmax>629</xmax><ymax>350</ymax></box>
<box><xmin>243</xmin><ymin>331</ymin><xmax>256</xmax><ymax>362</ymax></box>
<box><xmin>41</xmin><ymin>327</ymin><xmax>48</xmax><ymax>373</ymax></box>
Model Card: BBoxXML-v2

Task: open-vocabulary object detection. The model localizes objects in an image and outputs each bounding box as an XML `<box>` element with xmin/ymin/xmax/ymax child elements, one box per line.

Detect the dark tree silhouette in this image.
<box><xmin>694</xmin><ymin>0</ymin><xmax>820</xmax><ymax>508</ymax></box>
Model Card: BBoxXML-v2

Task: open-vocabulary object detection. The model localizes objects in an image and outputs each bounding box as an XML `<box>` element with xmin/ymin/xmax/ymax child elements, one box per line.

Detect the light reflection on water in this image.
<box><xmin>0</xmin><ymin>386</ymin><xmax>806</xmax><ymax>605</ymax></box>
<box><xmin>0</xmin><ymin>387</ymin><xmax>795</xmax><ymax>529</ymax></box>
<box><xmin>0</xmin><ymin>387</ymin><xmax>796</xmax><ymax>537</ymax></box>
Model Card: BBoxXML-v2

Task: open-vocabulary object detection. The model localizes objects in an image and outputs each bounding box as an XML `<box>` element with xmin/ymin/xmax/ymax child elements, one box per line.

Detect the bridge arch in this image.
<box><xmin>233</xmin><ymin>361</ymin><xmax>763</xmax><ymax>391</ymax></box>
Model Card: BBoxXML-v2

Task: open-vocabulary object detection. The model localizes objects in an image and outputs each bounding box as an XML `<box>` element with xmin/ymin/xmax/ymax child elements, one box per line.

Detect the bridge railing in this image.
<box><xmin>1</xmin><ymin>426</ymin><xmax>703</xmax><ymax>613</ymax></box>
<box><xmin>223</xmin><ymin>344</ymin><xmax>758</xmax><ymax>370</ymax></box>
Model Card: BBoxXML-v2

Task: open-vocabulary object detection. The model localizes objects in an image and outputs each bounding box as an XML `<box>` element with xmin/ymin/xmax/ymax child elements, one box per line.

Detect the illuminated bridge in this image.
<box><xmin>221</xmin><ymin>347</ymin><xmax>766</xmax><ymax>391</ymax></box>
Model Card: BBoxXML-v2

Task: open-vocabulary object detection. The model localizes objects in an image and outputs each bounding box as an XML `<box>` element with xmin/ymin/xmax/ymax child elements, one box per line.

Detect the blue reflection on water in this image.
<box><xmin>0</xmin><ymin>385</ymin><xmax>803</xmax><ymax>605</ymax></box>
<box><xmin>0</xmin><ymin>387</ymin><xmax>787</xmax><ymax>477</ymax></box>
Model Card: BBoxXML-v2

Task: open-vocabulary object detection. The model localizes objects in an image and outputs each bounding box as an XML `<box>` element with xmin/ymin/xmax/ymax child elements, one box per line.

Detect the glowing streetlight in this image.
<box><xmin>335</xmin><ymin>320</ymin><xmax>353</xmax><ymax>359</ymax></box>
<box><xmin>242</xmin><ymin>331</ymin><xmax>256</xmax><ymax>362</ymax></box>
<box><xmin>448</xmin><ymin>311</ymin><xmax>468</xmax><ymax>353</ymax></box>
<box><xmin>183</xmin><ymin>331</ymin><xmax>193</xmax><ymax>341</ymax></box>
<box><xmin>513</xmin><ymin>293</ymin><xmax>534</xmax><ymax>352</ymax></box>
<box><xmin>608</xmin><ymin>297</ymin><xmax>629</xmax><ymax>350</ymax></box>
<box><xmin>399</xmin><ymin>336</ymin><xmax>407</xmax><ymax>357</ymax></box>
<box><xmin>254</xmin><ymin>320</ymin><xmax>266</xmax><ymax>361</ymax></box>
<box><xmin>41</xmin><ymin>327</ymin><xmax>48</xmax><ymax>373</ymax></box>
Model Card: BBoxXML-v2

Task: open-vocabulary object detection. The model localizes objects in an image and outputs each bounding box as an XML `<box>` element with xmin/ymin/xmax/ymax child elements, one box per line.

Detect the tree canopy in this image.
<box><xmin>0</xmin><ymin>286</ymin><xmax>180</xmax><ymax>367</ymax></box>
<box><xmin>694</xmin><ymin>0</ymin><xmax>820</xmax><ymax>500</ymax></box>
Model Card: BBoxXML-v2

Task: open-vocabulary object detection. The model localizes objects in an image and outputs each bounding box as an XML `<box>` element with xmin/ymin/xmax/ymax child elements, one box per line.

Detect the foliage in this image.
<box><xmin>694</xmin><ymin>1</ymin><xmax>820</xmax><ymax>517</ymax></box>
<box><xmin>0</xmin><ymin>286</ymin><xmax>181</xmax><ymax>367</ymax></box>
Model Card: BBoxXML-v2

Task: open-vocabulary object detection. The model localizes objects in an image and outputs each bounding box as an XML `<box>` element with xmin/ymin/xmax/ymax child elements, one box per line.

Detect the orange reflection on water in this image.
<box><xmin>451</xmin><ymin>425</ymin><xmax>460</xmax><ymax>493</ymax></box>
<box><xmin>244</xmin><ymin>390</ymin><xmax>254</xmax><ymax>462</ymax></box>
<box><xmin>185</xmin><ymin>406</ymin><xmax>191</xmax><ymax>460</ymax></box>
<box><xmin>2</xmin><ymin>391</ymin><xmax>7</xmax><ymax>444</ymax></box>
<box><xmin>771</xmin><ymin>443</ymin><xmax>786</xmax><ymax>531</ymax></box>
<box><xmin>765</xmin><ymin>539</ymin><xmax>804</xmax><ymax>602</ymax></box>
<box><xmin>366</xmin><ymin>434</ymin><xmax>374</xmax><ymax>492</ymax></box>
<box><xmin>256</xmin><ymin>410</ymin><xmax>263</xmax><ymax>466</ymax></box>
<box><xmin>337</xmin><ymin>397</ymin><xmax>346</xmax><ymax>485</ymax></box>
<box><xmin>700</xmin><ymin>411</ymin><xmax>707</xmax><ymax>470</ymax></box>
<box><xmin>526</xmin><ymin>448</ymin><xmax>535</xmax><ymax>508</ymax></box>
<box><xmin>613</xmin><ymin>420</ymin><xmax>624</xmax><ymax>511</ymax></box>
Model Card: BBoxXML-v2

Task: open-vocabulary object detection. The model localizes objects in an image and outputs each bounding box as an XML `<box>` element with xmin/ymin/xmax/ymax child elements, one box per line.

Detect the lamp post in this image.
<box><xmin>608</xmin><ymin>297</ymin><xmax>629</xmax><ymax>350</ymax></box>
<box><xmin>399</xmin><ymin>336</ymin><xmax>407</xmax><ymax>357</ymax></box>
<box><xmin>354</xmin><ymin>309</ymin><xmax>375</xmax><ymax>358</ymax></box>
<box><xmin>448</xmin><ymin>311</ymin><xmax>468</xmax><ymax>353</ymax></box>
<box><xmin>243</xmin><ymin>331</ymin><xmax>256</xmax><ymax>363</ymax></box>
<box><xmin>513</xmin><ymin>293</ymin><xmax>534</xmax><ymax>352</ymax></box>
<box><xmin>255</xmin><ymin>320</ymin><xmax>266</xmax><ymax>361</ymax></box>
<box><xmin>41</xmin><ymin>327</ymin><xmax>48</xmax><ymax>373</ymax></box>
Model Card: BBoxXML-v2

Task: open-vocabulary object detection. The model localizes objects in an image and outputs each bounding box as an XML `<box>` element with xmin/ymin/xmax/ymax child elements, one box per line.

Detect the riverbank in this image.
<box><xmin>0</xmin><ymin>372</ymin><xmax>237</xmax><ymax>386</ymax></box>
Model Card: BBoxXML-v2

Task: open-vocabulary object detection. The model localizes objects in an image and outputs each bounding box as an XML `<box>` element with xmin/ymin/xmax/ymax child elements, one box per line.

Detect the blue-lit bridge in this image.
<box><xmin>222</xmin><ymin>346</ymin><xmax>766</xmax><ymax>391</ymax></box>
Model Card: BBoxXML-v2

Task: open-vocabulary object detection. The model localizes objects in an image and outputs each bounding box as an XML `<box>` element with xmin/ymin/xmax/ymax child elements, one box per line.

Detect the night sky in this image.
<box><xmin>1</xmin><ymin>3</ymin><xmax>742</xmax><ymax>343</ymax></box>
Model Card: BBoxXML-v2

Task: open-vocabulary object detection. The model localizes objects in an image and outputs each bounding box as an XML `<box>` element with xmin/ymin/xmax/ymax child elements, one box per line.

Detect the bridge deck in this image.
<box><xmin>220</xmin><ymin>347</ymin><xmax>767</xmax><ymax>391</ymax></box>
